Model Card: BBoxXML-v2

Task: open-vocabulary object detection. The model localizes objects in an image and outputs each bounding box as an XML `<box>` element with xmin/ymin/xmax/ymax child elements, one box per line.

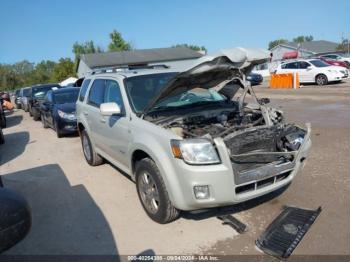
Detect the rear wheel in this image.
<box><xmin>135</xmin><ymin>158</ymin><xmax>180</xmax><ymax>224</ymax></box>
<box><xmin>316</xmin><ymin>74</ymin><xmax>328</xmax><ymax>86</ymax></box>
<box><xmin>33</xmin><ymin>112</ymin><xmax>40</xmax><ymax>121</ymax></box>
<box><xmin>81</xmin><ymin>129</ymin><xmax>103</xmax><ymax>166</ymax></box>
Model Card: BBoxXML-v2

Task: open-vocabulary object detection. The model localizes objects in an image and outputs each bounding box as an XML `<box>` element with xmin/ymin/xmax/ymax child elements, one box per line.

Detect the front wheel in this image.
<box><xmin>29</xmin><ymin>105</ymin><xmax>33</xmax><ymax>117</ymax></box>
<box><xmin>135</xmin><ymin>158</ymin><xmax>180</xmax><ymax>224</ymax></box>
<box><xmin>316</xmin><ymin>74</ymin><xmax>328</xmax><ymax>86</ymax></box>
<box><xmin>41</xmin><ymin>113</ymin><xmax>49</xmax><ymax>128</ymax></box>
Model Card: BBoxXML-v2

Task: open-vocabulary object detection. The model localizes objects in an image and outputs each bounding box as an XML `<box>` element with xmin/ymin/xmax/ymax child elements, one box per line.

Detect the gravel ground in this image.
<box><xmin>1</xmin><ymin>79</ymin><xmax>350</xmax><ymax>257</ymax></box>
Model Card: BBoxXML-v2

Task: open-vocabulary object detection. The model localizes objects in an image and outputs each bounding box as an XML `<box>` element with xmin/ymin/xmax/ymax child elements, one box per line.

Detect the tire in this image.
<box><xmin>316</xmin><ymin>74</ymin><xmax>328</xmax><ymax>86</ymax></box>
<box><xmin>135</xmin><ymin>158</ymin><xmax>180</xmax><ymax>224</ymax></box>
<box><xmin>54</xmin><ymin>121</ymin><xmax>63</xmax><ymax>138</ymax></box>
<box><xmin>81</xmin><ymin>129</ymin><xmax>103</xmax><ymax>166</ymax></box>
<box><xmin>29</xmin><ymin>105</ymin><xmax>33</xmax><ymax>117</ymax></box>
<box><xmin>41</xmin><ymin>113</ymin><xmax>49</xmax><ymax>128</ymax></box>
<box><xmin>0</xmin><ymin>128</ymin><xmax>4</xmax><ymax>144</ymax></box>
<box><xmin>24</xmin><ymin>104</ymin><xmax>28</xmax><ymax>112</ymax></box>
<box><xmin>33</xmin><ymin>112</ymin><xmax>40</xmax><ymax>121</ymax></box>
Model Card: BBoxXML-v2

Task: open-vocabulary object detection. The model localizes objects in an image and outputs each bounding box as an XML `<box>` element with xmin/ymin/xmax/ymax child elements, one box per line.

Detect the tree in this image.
<box><xmin>172</xmin><ymin>43</ymin><xmax>207</xmax><ymax>53</ymax></box>
<box><xmin>108</xmin><ymin>30</ymin><xmax>132</xmax><ymax>52</ymax></box>
<box><xmin>51</xmin><ymin>58</ymin><xmax>75</xmax><ymax>82</ymax></box>
<box><xmin>293</xmin><ymin>35</ymin><xmax>314</xmax><ymax>44</ymax></box>
<box><xmin>336</xmin><ymin>39</ymin><xmax>350</xmax><ymax>52</ymax></box>
<box><xmin>72</xmin><ymin>40</ymin><xmax>103</xmax><ymax>64</ymax></box>
<box><xmin>268</xmin><ymin>39</ymin><xmax>288</xmax><ymax>50</ymax></box>
<box><xmin>31</xmin><ymin>60</ymin><xmax>57</xmax><ymax>84</ymax></box>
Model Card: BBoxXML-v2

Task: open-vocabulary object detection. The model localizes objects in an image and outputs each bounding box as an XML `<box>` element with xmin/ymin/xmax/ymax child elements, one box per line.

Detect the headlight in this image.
<box><xmin>57</xmin><ymin>110</ymin><xmax>76</xmax><ymax>120</ymax></box>
<box><xmin>170</xmin><ymin>139</ymin><xmax>220</xmax><ymax>165</ymax></box>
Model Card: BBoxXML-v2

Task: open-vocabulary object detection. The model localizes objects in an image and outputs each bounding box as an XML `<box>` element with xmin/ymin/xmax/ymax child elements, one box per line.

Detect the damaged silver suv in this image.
<box><xmin>76</xmin><ymin>48</ymin><xmax>311</xmax><ymax>224</ymax></box>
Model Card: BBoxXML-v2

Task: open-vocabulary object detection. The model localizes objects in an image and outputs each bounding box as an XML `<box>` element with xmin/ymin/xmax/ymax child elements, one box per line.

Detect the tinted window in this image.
<box><xmin>285</xmin><ymin>62</ymin><xmax>298</xmax><ymax>69</ymax></box>
<box><xmin>124</xmin><ymin>73</ymin><xmax>177</xmax><ymax>113</ymax></box>
<box><xmin>54</xmin><ymin>90</ymin><xmax>79</xmax><ymax>104</ymax></box>
<box><xmin>310</xmin><ymin>60</ymin><xmax>330</xmax><ymax>68</ymax></box>
<box><xmin>79</xmin><ymin>79</ymin><xmax>91</xmax><ymax>102</ymax></box>
<box><xmin>32</xmin><ymin>85</ymin><xmax>60</xmax><ymax>98</ymax></box>
<box><xmin>104</xmin><ymin>80</ymin><xmax>124</xmax><ymax>109</ymax></box>
<box><xmin>299</xmin><ymin>61</ymin><xmax>311</xmax><ymax>69</ymax></box>
<box><xmin>88</xmin><ymin>79</ymin><xmax>105</xmax><ymax>107</ymax></box>
<box><xmin>23</xmin><ymin>88</ymin><xmax>31</xmax><ymax>96</ymax></box>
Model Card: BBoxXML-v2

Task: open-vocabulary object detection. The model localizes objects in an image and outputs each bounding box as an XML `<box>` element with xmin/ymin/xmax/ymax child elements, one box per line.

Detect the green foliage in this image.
<box><xmin>172</xmin><ymin>43</ymin><xmax>207</xmax><ymax>53</ymax></box>
<box><xmin>268</xmin><ymin>39</ymin><xmax>288</xmax><ymax>50</ymax></box>
<box><xmin>108</xmin><ymin>30</ymin><xmax>132</xmax><ymax>52</ymax></box>
<box><xmin>51</xmin><ymin>58</ymin><xmax>75</xmax><ymax>82</ymax></box>
<box><xmin>0</xmin><ymin>58</ymin><xmax>75</xmax><ymax>92</ymax></box>
<box><xmin>293</xmin><ymin>35</ymin><xmax>314</xmax><ymax>43</ymax></box>
<box><xmin>336</xmin><ymin>39</ymin><xmax>350</xmax><ymax>51</ymax></box>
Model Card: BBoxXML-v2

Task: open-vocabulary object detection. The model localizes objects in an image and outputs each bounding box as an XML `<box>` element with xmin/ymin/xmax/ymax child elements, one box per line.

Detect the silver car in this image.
<box><xmin>76</xmin><ymin>48</ymin><xmax>311</xmax><ymax>223</ymax></box>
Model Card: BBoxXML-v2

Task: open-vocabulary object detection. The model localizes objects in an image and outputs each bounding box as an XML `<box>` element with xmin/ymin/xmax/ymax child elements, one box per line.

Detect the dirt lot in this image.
<box><xmin>1</xmin><ymin>80</ymin><xmax>350</xmax><ymax>257</ymax></box>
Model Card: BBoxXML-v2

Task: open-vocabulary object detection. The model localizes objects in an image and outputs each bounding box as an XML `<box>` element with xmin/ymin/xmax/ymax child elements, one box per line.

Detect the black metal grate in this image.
<box><xmin>256</xmin><ymin>206</ymin><xmax>322</xmax><ymax>258</ymax></box>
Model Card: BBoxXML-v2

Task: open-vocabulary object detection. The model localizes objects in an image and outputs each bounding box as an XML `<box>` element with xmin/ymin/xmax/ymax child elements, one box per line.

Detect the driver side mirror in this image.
<box><xmin>100</xmin><ymin>102</ymin><xmax>121</xmax><ymax>116</ymax></box>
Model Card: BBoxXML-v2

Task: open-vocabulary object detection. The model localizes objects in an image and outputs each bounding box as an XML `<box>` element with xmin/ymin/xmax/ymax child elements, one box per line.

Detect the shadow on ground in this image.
<box><xmin>4</xmin><ymin>114</ymin><xmax>23</xmax><ymax>128</ymax></box>
<box><xmin>0</xmin><ymin>131</ymin><xmax>29</xmax><ymax>164</ymax></box>
<box><xmin>1</xmin><ymin>164</ymin><xmax>119</xmax><ymax>255</ymax></box>
<box><xmin>183</xmin><ymin>183</ymin><xmax>290</xmax><ymax>221</ymax></box>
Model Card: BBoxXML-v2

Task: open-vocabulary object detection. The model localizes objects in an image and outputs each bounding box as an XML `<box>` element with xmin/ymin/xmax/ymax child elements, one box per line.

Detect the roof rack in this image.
<box><xmin>90</xmin><ymin>64</ymin><xmax>170</xmax><ymax>75</ymax></box>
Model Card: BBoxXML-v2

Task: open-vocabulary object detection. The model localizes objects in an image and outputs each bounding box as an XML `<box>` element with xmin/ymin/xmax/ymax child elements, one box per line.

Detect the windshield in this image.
<box><xmin>124</xmin><ymin>73</ymin><xmax>177</xmax><ymax>113</ymax></box>
<box><xmin>53</xmin><ymin>90</ymin><xmax>79</xmax><ymax>104</ymax></box>
<box><xmin>153</xmin><ymin>88</ymin><xmax>226</xmax><ymax>111</ymax></box>
<box><xmin>310</xmin><ymin>60</ymin><xmax>330</xmax><ymax>68</ymax></box>
<box><xmin>33</xmin><ymin>85</ymin><xmax>59</xmax><ymax>98</ymax></box>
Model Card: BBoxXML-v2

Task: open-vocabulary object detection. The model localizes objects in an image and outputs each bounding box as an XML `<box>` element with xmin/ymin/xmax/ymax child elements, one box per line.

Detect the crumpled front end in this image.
<box><xmin>223</xmin><ymin>123</ymin><xmax>311</xmax><ymax>199</ymax></box>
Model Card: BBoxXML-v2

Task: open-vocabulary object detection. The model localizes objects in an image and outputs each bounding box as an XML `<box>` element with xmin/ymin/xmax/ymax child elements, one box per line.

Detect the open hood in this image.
<box><xmin>143</xmin><ymin>47</ymin><xmax>269</xmax><ymax>115</ymax></box>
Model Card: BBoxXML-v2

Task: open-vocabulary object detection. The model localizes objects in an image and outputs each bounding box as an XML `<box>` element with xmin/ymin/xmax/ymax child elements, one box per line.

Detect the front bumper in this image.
<box><xmin>56</xmin><ymin>117</ymin><xmax>77</xmax><ymax>134</ymax></box>
<box><xmin>168</xmin><ymin>124</ymin><xmax>311</xmax><ymax>211</ymax></box>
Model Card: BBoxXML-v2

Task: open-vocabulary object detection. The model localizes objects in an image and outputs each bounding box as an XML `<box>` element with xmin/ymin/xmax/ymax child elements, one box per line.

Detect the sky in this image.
<box><xmin>1</xmin><ymin>0</ymin><xmax>349</xmax><ymax>64</ymax></box>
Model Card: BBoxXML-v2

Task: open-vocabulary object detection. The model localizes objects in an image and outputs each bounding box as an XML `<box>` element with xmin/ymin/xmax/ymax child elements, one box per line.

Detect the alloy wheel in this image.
<box><xmin>82</xmin><ymin>134</ymin><xmax>91</xmax><ymax>161</ymax></box>
<box><xmin>138</xmin><ymin>172</ymin><xmax>160</xmax><ymax>214</ymax></box>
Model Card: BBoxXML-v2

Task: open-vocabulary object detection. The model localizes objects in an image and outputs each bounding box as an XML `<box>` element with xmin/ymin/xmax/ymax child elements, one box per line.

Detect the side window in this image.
<box><xmin>286</xmin><ymin>62</ymin><xmax>298</xmax><ymax>69</ymax></box>
<box><xmin>299</xmin><ymin>61</ymin><xmax>310</xmax><ymax>69</ymax></box>
<box><xmin>104</xmin><ymin>80</ymin><xmax>124</xmax><ymax>110</ymax></box>
<box><xmin>88</xmin><ymin>79</ymin><xmax>105</xmax><ymax>107</ymax></box>
<box><xmin>45</xmin><ymin>91</ymin><xmax>53</xmax><ymax>103</ymax></box>
<box><xmin>79</xmin><ymin>79</ymin><xmax>91</xmax><ymax>102</ymax></box>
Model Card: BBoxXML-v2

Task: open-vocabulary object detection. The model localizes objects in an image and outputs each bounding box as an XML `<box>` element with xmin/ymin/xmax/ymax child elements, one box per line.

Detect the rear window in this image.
<box><xmin>309</xmin><ymin>60</ymin><xmax>330</xmax><ymax>68</ymax></box>
<box><xmin>23</xmin><ymin>88</ymin><xmax>31</xmax><ymax>96</ymax></box>
<box><xmin>32</xmin><ymin>85</ymin><xmax>60</xmax><ymax>98</ymax></box>
<box><xmin>79</xmin><ymin>79</ymin><xmax>91</xmax><ymax>102</ymax></box>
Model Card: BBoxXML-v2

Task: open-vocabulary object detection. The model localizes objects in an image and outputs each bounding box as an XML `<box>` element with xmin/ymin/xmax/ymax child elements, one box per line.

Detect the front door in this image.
<box><xmin>98</xmin><ymin>79</ymin><xmax>131</xmax><ymax>169</ymax></box>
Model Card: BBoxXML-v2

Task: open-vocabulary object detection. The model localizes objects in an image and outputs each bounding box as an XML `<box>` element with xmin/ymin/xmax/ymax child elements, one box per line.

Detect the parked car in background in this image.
<box><xmin>276</xmin><ymin>59</ymin><xmax>346</xmax><ymax>85</ymax></box>
<box><xmin>40</xmin><ymin>87</ymin><xmax>79</xmax><ymax>138</ymax></box>
<box><xmin>317</xmin><ymin>56</ymin><xmax>349</xmax><ymax>69</ymax></box>
<box><xmin>320</xmin><ymin>54</ymin><xmax>350</xmax><ymax>66</ymax></box>
<box><xmin>19</xmin><ymin>87</ymin><xmax>31</xmax><ymax>112</ymax></box>
<box><xmin>247</xmin><ymin>72</ymin><xmax>263</xmax><ymax>85</ymax></box>
<box><xmin>12</xmin><ymin>89</ymin><xmax>22</xmax><ymax>109</ymax></box>
<box><xmin>28</xmin><ymin>83</ymin><xmax>61</xmax><ymax>120</ymax></box>
<box><xmin>76</xmin><ymin>48</ymin><xmax>311</xmax><ymax>224</ymax></box>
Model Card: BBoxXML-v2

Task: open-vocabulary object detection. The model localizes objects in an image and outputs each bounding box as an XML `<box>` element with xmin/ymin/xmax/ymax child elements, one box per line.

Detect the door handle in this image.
<box><xmin>83</xmin><ymin>112</ymin><xmax>88</xmax><ymax>116</ymax></box>
<box><xmin>100</xmin><ymin>118</ymin><xmax>106</xmax><ymax>123</ymax></box>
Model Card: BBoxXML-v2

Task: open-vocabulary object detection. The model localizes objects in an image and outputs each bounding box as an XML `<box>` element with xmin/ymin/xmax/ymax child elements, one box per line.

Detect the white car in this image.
<box><xmin>320</xmin><ymin>54</ymin><xmax>350</xmax><ymax>66</ymax></box>
<box><xmin>276</xmin><ymin>59</ymin><xmax>346</xmax><ymax>86</ymax></box>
